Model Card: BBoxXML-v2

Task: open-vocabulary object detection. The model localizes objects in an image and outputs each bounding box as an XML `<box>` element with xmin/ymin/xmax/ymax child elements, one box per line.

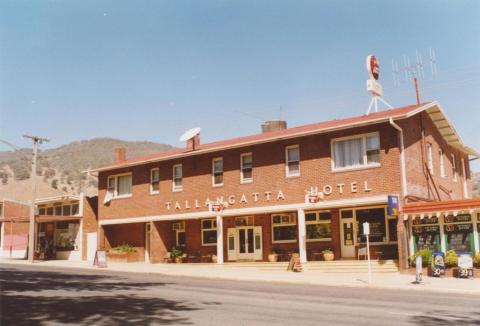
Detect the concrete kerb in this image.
<box><xmin>1</xmin><ymin>258</ymin><xmax>479</xmax><ymax>295</ymax></box>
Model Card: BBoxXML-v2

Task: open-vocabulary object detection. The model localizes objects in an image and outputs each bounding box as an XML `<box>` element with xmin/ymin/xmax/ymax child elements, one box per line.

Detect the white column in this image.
<box><xmin>439</xmin><ymin>215</ymin><xmax>446</xmax><ymax>253</ymax></box>
<box><xmin>473</xmin><ymin>213</ymin><xmax>479</xmax><ymax>254</ymax></box>
<box><xmin>297</xmin><ymin>208</ymin><xmax>307</xmax><ymax>263</ymax></box>
<box><xmin>408</xmin><ymin>218</ymin><xmax>414</xmax><ymax>256</ymax></box>
<box><xmin>216</xmin><ymin>215</ymin><xmax>224</xmax><ymax>264</ymax></box>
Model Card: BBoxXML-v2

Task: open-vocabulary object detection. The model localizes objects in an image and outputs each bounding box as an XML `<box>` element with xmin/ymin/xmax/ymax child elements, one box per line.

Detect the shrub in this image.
<box><xmin>409</xmin><ymin>249</ymin><xmax>432</xmax><ymax>267</ymax></box>
<box><xmin>445</xmin><ymin>250</ymin><xmax>458</xmax><ymax>268</ymax></box>
<box><xmin>474</xmin><ymin>254</ymin><xmax>480</xmax><ymax>268</ymax></box>
<box><xmin>171</xmin><ymin>246</ymin><xmax>184</xmax><ymax>258</ymax></box>
<box><xmin>110</xmin><ymin>243</ymin><xmax>136</xmax><ymax>253</ymax></box>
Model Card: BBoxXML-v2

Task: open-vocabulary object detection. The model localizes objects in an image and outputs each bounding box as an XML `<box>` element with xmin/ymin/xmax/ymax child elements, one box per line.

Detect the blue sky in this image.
<box><xmin>1</xmin><ymin>1</ymin><xmax>479</xmax><ymax>169</ymax></box>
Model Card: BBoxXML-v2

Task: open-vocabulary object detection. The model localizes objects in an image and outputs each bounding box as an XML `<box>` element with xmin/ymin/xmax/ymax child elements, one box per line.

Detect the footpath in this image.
<box><xmin>1</xmin><ymin>258</ymin><xmax>479</xmax><ymax>295</ymax></box>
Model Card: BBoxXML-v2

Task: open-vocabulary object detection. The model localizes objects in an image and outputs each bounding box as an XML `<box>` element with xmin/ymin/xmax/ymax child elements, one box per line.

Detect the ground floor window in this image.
<box><xmin>305</xmin><ymin>211</ymin><xmax>331</xmax><ymax>241</ymax></box>
<box><xmin>444</xmin><ymin>214</ymin><xmax>474</xmax><ymax>253</ymax></box>
<box><xmin>201</xmin><ymin>219</ymin><xmax>217</xmax><ymax>246</ymax></box>
<box><xmin>412</xmin><ymin>216</ymin><xmax>441</xmax><ymax>252</ymax></box>
<box><xmin>272</xmin><ymin>214</ymin><xmax>297</xmax><ymax>243</ymax></box>
<box><xmin>356</xmin><ymin>207</ymin><xmax>387</xmax><ymax>243</ymax></box>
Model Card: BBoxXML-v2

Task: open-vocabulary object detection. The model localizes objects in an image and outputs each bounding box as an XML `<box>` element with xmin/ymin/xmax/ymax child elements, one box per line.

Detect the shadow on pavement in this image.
<box><xmin>410</xmin><ymin>311</ymin><xmax>480</xmax><ymax>326</ymax></box>
<box><xmin>0</xmin><ymin>267</ymin><xmax>205</xmax><ymax>325</ymax></box>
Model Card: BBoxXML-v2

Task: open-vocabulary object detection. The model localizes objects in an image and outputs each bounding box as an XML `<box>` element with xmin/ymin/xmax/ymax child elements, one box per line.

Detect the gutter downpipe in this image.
<box><xmin>389</xmin><ymin>118</ymin><xmax>409</xmax><ymax>271</ymax></box>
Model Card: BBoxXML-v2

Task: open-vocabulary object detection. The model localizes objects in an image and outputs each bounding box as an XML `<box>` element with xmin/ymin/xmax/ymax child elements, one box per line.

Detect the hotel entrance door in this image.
<box><xmin>340</xmin><ymin>219</ymin><xmax>356</xmax><ymax>258</ymax></box>
<box><xmin>227</xmin><ymin>226</ymin><xmax>262</xmax><ymax>261</ymax></box>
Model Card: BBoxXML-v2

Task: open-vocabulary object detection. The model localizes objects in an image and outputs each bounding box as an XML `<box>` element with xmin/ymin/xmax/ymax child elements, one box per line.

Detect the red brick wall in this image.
<box><xmin>2</xmin><ymin>200</ymin><xmax>30</xmax><ymax>237</ymax></box>
<box><xmin>81</xmin><ymin>196</ymin><xmax>98</xmax><ymax>260</ymax></box>
<box><xmin>103</xmin><ymin>222</ymin><xmax>145</xmax><ymax>249</ymax></box>
<box><xmin>399</xmin><ymin>112</ymin><xmax>470</xmax><ymax>202</ymax></box>
<box><xmin>98</xmin><ymin>122</ymin><xmax>402</xmax><ymax>220</ymax></box>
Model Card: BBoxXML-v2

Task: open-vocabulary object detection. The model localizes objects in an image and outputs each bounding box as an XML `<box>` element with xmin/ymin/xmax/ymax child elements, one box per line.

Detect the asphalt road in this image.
<box><xmin>1</xmin><ymin>263</ymin><xmax>480</xmax><ymax>326</ymax></box>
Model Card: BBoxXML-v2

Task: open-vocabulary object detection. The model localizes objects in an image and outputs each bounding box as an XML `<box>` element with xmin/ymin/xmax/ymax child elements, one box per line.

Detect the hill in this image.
<box><xmin>473</xmin><ymin>172</ymin><xmax>480</xmax><ymax>198</ymax></box>
<box><xmin>0</xmin><ymin>138</ymin><xmax>172</xmax><ymax>201</ymax></box>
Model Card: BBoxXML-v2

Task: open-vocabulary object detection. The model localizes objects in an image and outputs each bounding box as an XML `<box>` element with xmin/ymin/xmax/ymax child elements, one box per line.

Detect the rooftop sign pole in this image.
<box><xmin>366</xmin><ymin>55</ymin><xmax>393</xmax><ymax>115</ymax></box>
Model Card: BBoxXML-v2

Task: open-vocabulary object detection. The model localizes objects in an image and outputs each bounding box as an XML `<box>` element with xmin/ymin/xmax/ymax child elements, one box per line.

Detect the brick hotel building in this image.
<box><xmin>88</xmin><ymin>101</ymin><xmax>479</xmax><ymax>270</ymax></box>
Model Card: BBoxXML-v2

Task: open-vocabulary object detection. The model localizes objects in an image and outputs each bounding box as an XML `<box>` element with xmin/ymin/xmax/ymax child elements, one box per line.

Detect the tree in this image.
<box><xmin>51</xmin><ymin>179</ymin><xmax>58</xmax><ymax>189</ymax></box>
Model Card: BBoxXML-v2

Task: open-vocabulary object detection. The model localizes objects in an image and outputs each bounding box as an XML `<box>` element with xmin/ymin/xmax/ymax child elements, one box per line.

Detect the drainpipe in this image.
<box><xmin>389</xmin><ymin>118</ymin><xmax>409</xmax><ymax>271</ymax></box>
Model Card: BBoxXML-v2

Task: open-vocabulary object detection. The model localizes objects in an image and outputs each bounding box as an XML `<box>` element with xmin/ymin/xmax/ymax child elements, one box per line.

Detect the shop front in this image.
<box><xmin>36</xmin><ymin>219</ymin><xmax>81</xmax><ymax>260</ymax></box>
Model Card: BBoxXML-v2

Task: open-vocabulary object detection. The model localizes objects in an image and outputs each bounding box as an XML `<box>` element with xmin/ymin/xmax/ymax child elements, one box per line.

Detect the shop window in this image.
<box><xmin>212</xmin><ymin>158</ymin><xmax>224</xmax><ymax>186</ymax></box>
<box><xmin>272</xmin><ymin>214</ymin><xmax>297</xmax><ymax>243</ymax></box>
<box><xmin>356</xmin><ymin>207</ymin><xmax>386</xmax><ymax>243</ymax></box>
<box><xmin>71</xmin><ymin>204</ymin><xmax>79</xmax><ymax>216</ymax></box>
<box><xmin>62</xmin><ymin>205</ymin><xmax>71</xmax><ymax>216</ymax></box>
<box><xmin>388</xmin><ymin>218</ymin><xmax>398</xmax><ymax>242</ymax></box>
<box><xmin>332</xmin><ymin>133</ymin><xmax>380</xmax><ymax>171</ymax></box>
<box><xmin>38</xmin><ymin>206</ymin><xmax>46</xmax><ymax>216</ymax></box>
<box><xmin>444</xmin><ymin>214</ymin><xmax>473</xmax><ymax>253</ymax></box>
<box><xmin>240</xmin><ymin>153</ymin><xmax>253</xmax><ymax>183</ymax></box>
<box><xmin>54</xmin><ymin>205</ymin><xmax>62</xmax><ymax>216</ymax></box>
<box><xmin>412</xmin><ymin>217</ymin><xmax>440</xmax><ymax>252</ymax></box>
<box><xmin>54</xmin><ymin>221</ymin><xmax>80</xmax><ymax>251</ymax></box>
<box><xmin>106</xmin><ymin>173</ymin><xmax>132</xmax><ymax>199</ymax></box>
<box><xmin>150</xmin><ymin>168</ymin><xmax>160</xmax><ymax>194</ymax></box>
<box><xmin>285</xmin><ymin>146</ymin><xmax>300</xmax><ymax>177</ymax></box>
<box><xmin>305</xmin><ymin>211</ymin><xmax>332</xmax><ymax>241</ymax></box>
<box><xmin>172</xmin><ymin>164</ymin><xmax>183</xmax><ymax>191</ymax></box>
<box><xmin>201</xmin><ymin>219</ymin><xmax>217</xmax><ymax>246</ymax></box>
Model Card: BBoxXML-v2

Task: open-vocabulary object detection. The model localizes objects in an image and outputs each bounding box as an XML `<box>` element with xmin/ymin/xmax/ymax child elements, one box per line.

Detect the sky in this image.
<box><xmin>0</xmin><ymin>1</ymin><xmax>479</xmax><ymax>169</ymax></box>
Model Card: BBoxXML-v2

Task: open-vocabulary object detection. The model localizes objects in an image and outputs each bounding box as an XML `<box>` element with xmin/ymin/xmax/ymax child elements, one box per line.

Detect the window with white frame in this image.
<box><xmin>201</xmin><ymin>219</ymin><xmax>217</xmax><ymax>246</ymax></box>
<box><xmin>240</xmin><ymin>153</ymin><xmax>253</xmax><ymax>183</ymax></box>
<box><xmin>305</xmin><ymin>211</ymin><xmax>332</xmax><ymax>241</ymax></box>
<box><xmin>332</xmin><ymin>133</ymin><xmax>380</xmax><ymax>170</ymax></box>
<box><xmin>272</xmin><ymin>214</ymin><xmax>297</xmax><ymax>243</ymax></box>
<box><xmin>150</xmin><ymin>168</ymin><xmax>160</xmax><ymax>194</ymax></box>
<box><xmin>439</xmin><ymin>149</ymin><xmax>446</xmax><ymax>178</ymax></box>
<box><xmin>426</xmin><ymin>143</ymin><xmax>434</xmax><ymax>175</ymax></box>
<box><xmin>451</xmin><ymin>154</ymin><xmax>457</xmax><ymax>181</ymax></box>
<box><xmin>172</xmin><ymin>164</ymin><xmax>182</xmax><ymax>191</ymax></box>
<box><xmin>285</xmin><ymin>146</ymin><xmax>300</xmax><ymax>177</ymax></box>
<box><xmin>173</xmin><ymin>222</ymin><xmax>186</xmax><ymax>247</ymax></box>
<box><xmin>107</xmin><ymin>173</ymin><xmax>133</xmax><ymax>198</ymax></box>
<box><xmin>212</xmin><ymin>158</ymin><xmax>224</xmax><ymax>186</ymax></box>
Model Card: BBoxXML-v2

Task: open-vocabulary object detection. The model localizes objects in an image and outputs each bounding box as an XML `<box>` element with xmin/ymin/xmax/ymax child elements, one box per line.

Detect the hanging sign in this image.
<box><xmin>387</xmin><ymin>195</ymin><xmax>400</xmax><ymax>216</ymax></box>
<box><xmin>431</xmin><ymin>252</ymin><xmax>445</xmax><ymax>277</ymax></box>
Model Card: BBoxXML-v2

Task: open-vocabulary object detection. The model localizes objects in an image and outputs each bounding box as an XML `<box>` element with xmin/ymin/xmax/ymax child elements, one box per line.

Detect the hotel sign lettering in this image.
<box><xmin>164</xmin><ymin>180</ymin><xmax>372</xmax><ymax>211</ymax></box>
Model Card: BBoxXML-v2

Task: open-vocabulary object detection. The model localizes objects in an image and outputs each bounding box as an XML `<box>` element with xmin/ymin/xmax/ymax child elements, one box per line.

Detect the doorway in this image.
<box><xmin>340</xmin><ymin>219</ymin><xmax>356</xmax><ymax>258</ymax></box>
<box><xmin>227</xmin><ymin>226</ymin><xmax>262</xmax><ymax>261</ymax></box>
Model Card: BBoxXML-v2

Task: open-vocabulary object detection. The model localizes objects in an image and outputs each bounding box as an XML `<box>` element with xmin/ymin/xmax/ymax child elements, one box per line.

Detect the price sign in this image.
<box><xmin>431</xmin><ymin>252</ymin><xmax>445</xmax><ymax>277</ymax></box>
<box><xmin>457</xmin><ymin>253</ymin><xmax>474</xmax><ymax>278</ymax></box>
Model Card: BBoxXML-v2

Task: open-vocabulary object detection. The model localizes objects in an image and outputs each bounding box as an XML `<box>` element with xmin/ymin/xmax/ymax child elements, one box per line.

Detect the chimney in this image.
<box><xmin>261</xmin><ymin>120</ymin><xmax>287</xmax><ymax>133</ymax></box>
<box><xmin>114</xmin><ymin>147</ymin><xmax>126</xmax><ymax>163</ymax></box>
<box><xmin>186</xmin><ymin>134</ymin><xmax>200</xmax><ymax>151</ymax></box>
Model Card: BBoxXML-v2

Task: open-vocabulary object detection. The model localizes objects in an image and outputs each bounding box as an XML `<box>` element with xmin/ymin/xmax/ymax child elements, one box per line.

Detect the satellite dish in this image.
<box><xmin>179</xmin><ymin>127</ymin><xmax>201</xmax><ymax>142</ymax></box>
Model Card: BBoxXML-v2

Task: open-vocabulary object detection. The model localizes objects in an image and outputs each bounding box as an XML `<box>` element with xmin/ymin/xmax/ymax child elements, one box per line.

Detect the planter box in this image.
<box><xmin>107</xmin><ymin>248</ymin><xmax>145</xmax><ymax>263</ymax></box>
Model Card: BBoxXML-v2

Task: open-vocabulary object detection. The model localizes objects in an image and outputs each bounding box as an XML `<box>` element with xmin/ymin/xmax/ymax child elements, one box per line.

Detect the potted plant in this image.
<box><xmin>322</xmin><ymin>248</ymin><xmax>334</xmax><ymax>261</ymax></box>
<box><xmin>268</xmin><ymin>251</ymin><xmax>279</xmax><ymax>262</ymax></box>
<box><xmin>171</xmin><ymin>246</ymin><xmax>184</xmax><ymax>263</ymax></box>
<box><xmin>211</xmin><ymin>254</ymin><xmax>217</xmax><ymax>263</ymax></box>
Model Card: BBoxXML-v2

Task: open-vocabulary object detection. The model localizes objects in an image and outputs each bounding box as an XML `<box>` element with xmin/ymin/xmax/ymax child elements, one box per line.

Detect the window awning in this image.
<box><xmin>402</xmin><ymin>198</ymin><xmax>480</xmax><ymax>220</ymax></box>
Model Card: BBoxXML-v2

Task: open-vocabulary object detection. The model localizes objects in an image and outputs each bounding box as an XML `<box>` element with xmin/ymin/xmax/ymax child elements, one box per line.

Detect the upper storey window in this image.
<box><xmin>106</xmin><ymin>173</ymin><xmax>132</xmax><ymax>201</ymax></box>
<box><xmin>451</xmin><ymin>154</ymin><xmax>457</xmax><ymax>182</ymax></box>
<box><xmin>426</xmin><ymin>143</ymin><xmax>434</xmax><ymax>175</ymax></box>
<box><xmin>285</xmin><ymin>145</ymin><xmax>300</xmax><ymax>177</ymax></box>
<box><xmin>212</xmin><ymin>157</ymin><xmax>224</xmax><ymax>186</ymax></box>
<box><xmin>240</xmin><ymin>153</ymin><xmax>253</xmax><ymax>183</ymax></box>
<box><xmin>172</xmin><ymin>164</ymin><xmax>183</xmax><ymax>191</ymax></box>
<box><xmin>332</xmin><ymin>133</ymin><xmax>380</xmax><ymax>171</ymax></box>
<box><xmin>150</xmin><ymin>168</ymin><xmax>160</xmax><ymax>194</ymax></box>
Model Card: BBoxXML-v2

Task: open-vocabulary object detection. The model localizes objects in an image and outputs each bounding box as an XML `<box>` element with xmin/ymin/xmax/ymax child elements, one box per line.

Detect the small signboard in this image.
<box><xmin>457</xmin><ymin>253</ymin><xmax>474</xmax><ymax>278</ymax></box>
<box><xmin>93</xmin><ymin>250</ymin><xmax>108</xmax><ymax>268</ymax></box>
<box><xmin>387</xmin><ymin>195</ymin><xmax>400</xmax><ymax>216</ymax></box>
<box><xmin>431</xmin><ymin>252</ymin><xmax>445</xmax><ymax>277</ymax></box>
<box><xmin>287</xmin><ymin>253</ymin><xmax>303</xmax><ymax>272</ymax></box>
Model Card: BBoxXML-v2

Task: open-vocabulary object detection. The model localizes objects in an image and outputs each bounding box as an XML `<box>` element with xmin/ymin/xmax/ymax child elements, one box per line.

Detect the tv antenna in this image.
<box><xmin>392</xmin><ymin>48</ymin><xmax>437</xmax><ymax>104</ymax></box>
<box><xmin>365</xmin><ymin>55</ymin><xmax>393</xmax><ymax>115</ymax></box>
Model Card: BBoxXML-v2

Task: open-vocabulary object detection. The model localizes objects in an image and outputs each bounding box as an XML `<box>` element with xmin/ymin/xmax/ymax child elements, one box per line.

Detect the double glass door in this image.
<box><xmin>227</xmin><ymin>226</ymin><xmax>262</xmax><ymax>261</ymax></box>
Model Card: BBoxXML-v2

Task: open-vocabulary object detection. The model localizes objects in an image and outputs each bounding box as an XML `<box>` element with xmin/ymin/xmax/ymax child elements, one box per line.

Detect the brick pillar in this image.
<box><xmin>97</xmin><ymin>225</ymin><xmax>106</xmax><ymax>250</ymax></box>
<box><xmin>150</xmin><ymin>221</ymin><xmax>170</xmax><ymax>263</ymax></box>
<box><xmin>397</xmin><ymin>216</ymin><xmax>409</xmax><ymax>271</ymax></box>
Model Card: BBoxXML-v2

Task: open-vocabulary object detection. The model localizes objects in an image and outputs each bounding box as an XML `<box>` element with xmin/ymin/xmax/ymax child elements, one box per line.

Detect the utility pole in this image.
<box><xmin>24</xmin><ymin>134</ymin><xmax>49</xmax><ymax>262</ymax></box>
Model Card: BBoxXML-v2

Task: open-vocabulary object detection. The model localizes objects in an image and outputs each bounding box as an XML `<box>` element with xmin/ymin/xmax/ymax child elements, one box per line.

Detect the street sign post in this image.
<box><xmin>363</xmin><ymin>222</ymin><xmax>372</xmax><ymax>284</ymax></box>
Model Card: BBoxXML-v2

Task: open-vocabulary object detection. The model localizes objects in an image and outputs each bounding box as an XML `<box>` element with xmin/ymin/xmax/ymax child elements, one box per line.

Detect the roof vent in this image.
<box><xmin>261</xmin><ymin>120</ymin><xmax>287</xmax><ymax>133</ymax></box>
